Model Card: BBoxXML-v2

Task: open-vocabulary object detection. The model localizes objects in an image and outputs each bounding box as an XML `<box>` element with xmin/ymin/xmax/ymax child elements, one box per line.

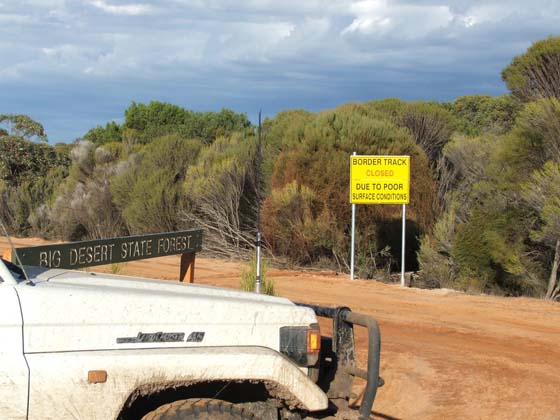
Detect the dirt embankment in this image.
<box><xmin>2</xmin><ymin>237</ymin><xmax>560</xmax><ymax>420</ymax></box>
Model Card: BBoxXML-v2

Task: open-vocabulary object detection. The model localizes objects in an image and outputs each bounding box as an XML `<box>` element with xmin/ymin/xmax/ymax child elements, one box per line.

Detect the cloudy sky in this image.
<box><xmin>1</xmin><ymin>0</ymin><xmax>559</xmax><ymax>142</ymax></box>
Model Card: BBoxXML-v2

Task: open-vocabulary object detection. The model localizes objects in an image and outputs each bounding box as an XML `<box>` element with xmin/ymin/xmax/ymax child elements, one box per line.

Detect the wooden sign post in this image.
<box><xmin>179</xmin><ymin>252</ymin><xmax>196</xmax><ymax>283</ymax></box>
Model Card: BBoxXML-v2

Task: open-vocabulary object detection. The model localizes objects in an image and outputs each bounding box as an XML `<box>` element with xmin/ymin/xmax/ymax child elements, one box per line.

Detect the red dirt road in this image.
<box><xmin>3</xmin><ymin>237</ymin><xmax>560</xmax><ymax>419</ymax></box>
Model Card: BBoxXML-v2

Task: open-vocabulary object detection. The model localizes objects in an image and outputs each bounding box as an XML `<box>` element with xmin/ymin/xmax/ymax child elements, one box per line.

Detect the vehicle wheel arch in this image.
<box><xmin>116</xmin><ymin>379</ymin><xmax>294</xmax><ymax>420</ymax></box>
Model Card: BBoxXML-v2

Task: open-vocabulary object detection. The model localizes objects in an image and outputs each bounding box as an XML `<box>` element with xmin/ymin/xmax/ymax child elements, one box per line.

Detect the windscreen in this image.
<box><xmin>0</xmin><ymin>217</ymin><xmax>31</xmax><ymax>283</ymax></box>
<box><xmin>1</xmin><ymin>258</ymin><xmax>24</xmax><ymax>279</ymax></box>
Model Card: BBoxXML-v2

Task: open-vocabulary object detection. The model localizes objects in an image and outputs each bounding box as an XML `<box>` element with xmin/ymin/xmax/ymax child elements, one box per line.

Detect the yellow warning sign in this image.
<box><xmin>350</xmin><ymin>155</ymin><xmax>410</xmax><ymax>204</ymax></box>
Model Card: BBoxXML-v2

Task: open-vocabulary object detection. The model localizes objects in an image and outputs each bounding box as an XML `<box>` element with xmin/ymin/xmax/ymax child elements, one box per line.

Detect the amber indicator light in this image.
<box><xmin>307</xmin><ymin>328</ymin><xmax>321</xmax><ymax>353</ymax></box>
<box><xmin>88</xmin><ymin>370</ymin><xmax>107</xmax><ymax>384</ymax></box>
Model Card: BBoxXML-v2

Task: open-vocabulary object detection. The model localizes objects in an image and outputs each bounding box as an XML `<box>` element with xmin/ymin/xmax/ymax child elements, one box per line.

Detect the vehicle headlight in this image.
<box><xmin>279</xmin><ymin>323</ymin><xmax>320</xmax><ymax>367</ymax></box>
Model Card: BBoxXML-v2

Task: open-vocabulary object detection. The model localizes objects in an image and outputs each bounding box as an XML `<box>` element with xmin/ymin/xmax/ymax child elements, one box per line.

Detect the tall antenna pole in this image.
<box><xmin>255</xmin><ymin>110</ymin><xmax>262</xmax><ymax>294</ymax></box>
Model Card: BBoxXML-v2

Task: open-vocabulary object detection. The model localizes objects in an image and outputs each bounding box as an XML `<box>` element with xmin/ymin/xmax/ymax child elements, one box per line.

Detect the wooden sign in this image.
<box><xmin>11</xmin><ymin>230</ymin><xmax>203</xmax><ymax>270</ymax></box>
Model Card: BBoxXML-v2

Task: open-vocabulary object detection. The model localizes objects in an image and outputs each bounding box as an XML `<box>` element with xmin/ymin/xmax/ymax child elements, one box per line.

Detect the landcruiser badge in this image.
<box><xmin>117</xmin><ymin>332</ymin><xmax>185</xmax><ymax>344</ymax></box>
<box><xmin>186</xmin><ymin>331</ymin><xmax>205</xmax><ymax>342</ymax></box>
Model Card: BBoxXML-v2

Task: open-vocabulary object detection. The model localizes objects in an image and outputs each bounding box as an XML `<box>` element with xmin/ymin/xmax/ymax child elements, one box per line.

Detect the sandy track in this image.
<box><xmin>2</xmin><ymin>237</ymin><xmax>560</xmax><ymax>419</ymax></box>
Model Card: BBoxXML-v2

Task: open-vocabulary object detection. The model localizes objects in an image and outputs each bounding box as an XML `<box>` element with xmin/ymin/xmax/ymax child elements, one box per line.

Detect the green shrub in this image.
<box><xmin>502</xmin><ymin>36</ymin><xmax>560</xmax><ymax>102</ymax></box>
<box><xmin>417</xmin><ymin>207</ymin><xmax>459</xmax><ymax>289</ymax></box>
<box><xmin>48</xmin><ymin>141</ymin><xmax>127</xmax><ymax>240</ymax></box>
<box><xmin>416</xmin><ymin>237</ymin><xmax>457</xmax><ymax>289</ymax></box>
<box><xmin>112</xmin><ymin>134</ymin><xmax>202</xmax><ymax>234</ymax></box>
<box><xmin>83</xmin><ymin>121</ymin><xmax>122</xmax><ymax>145</ymax></box>
<box><xmin>262</xmin><ymin>181</ymin><xmax>340</xmax><ymax>266</ymax></box>
<box><xmin>110</xmin><ymin>262</ymin><xmax>127</xmax><ymax>275</ymax></box>
<box><xmin>124</xmin><ymin>101</ymin><xmax>251</xmax><ymax>145</ymax></box>
<box><xmin>451</xmin><ymin>95</ymin><xmax>521</xmax><ymax>136</ymax></box>
<box><xmin>240</xmin><ymin>256</ymin><xmax>274</xmax><ymax>296</ymax></box>
<box><xmin>264</xmin><ymin>104</ymin><xmax>436</xmax><ymax>274</ymax></box>
<box><xmin>183</xmin><ymin>133</ymin><xmax>259</xmax><ymax>257</ymax></box>
<box><xmin>398</xmin><ymin>101</ymin><xmax>456</xmax><ymax>165</ymax></box>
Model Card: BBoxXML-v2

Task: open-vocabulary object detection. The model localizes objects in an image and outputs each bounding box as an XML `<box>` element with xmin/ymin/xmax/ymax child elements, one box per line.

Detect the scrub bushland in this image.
<box><xmin>3</xmin><ymin>37</ymin><xmax>560</xmax><ymax>299</ymax></box>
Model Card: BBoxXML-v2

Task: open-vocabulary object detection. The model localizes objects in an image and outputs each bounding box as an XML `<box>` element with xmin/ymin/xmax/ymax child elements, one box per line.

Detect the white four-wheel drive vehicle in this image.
<box><xmin>0</xmin><ymin>230</ymin><xmax>382</xmax><ymax>420</ymax></box>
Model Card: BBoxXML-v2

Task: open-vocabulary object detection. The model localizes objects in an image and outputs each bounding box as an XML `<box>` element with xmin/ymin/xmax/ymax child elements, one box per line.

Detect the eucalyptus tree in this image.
<box><xmin>502</xmin><ymin>36</ymin><xmax>560</xmax><ymax>102</ymax></box>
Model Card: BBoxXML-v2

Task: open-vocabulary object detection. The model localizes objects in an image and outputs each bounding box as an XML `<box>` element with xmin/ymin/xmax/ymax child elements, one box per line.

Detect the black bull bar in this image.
<box><xmin>296</xmin><ymin>303</ymin><xmax>383</xmax><ymax>420</ymax></box>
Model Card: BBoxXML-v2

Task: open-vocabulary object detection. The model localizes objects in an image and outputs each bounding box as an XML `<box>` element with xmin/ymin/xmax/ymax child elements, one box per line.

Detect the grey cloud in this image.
<box><xmin>0</xmin><ymin>0</ymin><xmax>559</xmax><ymax>141</ymax></box>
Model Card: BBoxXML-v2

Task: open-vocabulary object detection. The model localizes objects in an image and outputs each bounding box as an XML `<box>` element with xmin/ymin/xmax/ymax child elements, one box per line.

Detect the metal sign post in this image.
<box><xmin>350</xmin><ymin>202</ymin><xmax>356</xmax><ymax>280</ymax></box>
<box><xmin>401</xmin><ymin>204</ymin><xmax>406</xmax><ymax>287</ymax></box>
<box><xmin>350</xmin><ymin>152</ymin><xmax>357</xmax><ymax>280</ymax></box>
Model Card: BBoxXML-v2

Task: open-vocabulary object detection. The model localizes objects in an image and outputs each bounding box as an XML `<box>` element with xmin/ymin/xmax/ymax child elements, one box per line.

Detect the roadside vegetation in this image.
<box><xmin>240</xmin><ymin>256</ymin><xmax>274</xmax><ymax>296</ymax></box>
<box><xmin>2</xmin><ymin>36</ymin><xmax>560</xmax><ymax>300</ymax></box>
